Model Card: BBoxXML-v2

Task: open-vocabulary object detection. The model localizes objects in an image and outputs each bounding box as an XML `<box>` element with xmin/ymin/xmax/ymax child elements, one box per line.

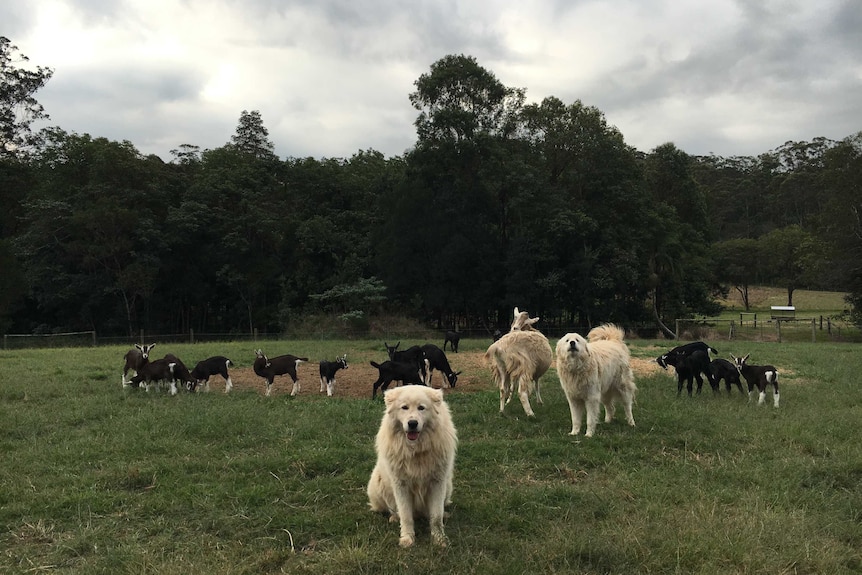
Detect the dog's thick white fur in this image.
<box><xmin>367</xmin><ymin>385</ymin><xmax>457</xmax><ymax>547</ymax></box>
<box><xmin>555</xmin><ymin>324</ymin><xmax>637</xmax><ymax>437</ymax></box>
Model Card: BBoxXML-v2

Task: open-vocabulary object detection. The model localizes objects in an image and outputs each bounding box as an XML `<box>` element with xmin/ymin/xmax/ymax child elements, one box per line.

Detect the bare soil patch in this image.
<box><xmin>220</xmin><ymin>352</ymin><xmax>663</xmax><ymax>399</ymax></box>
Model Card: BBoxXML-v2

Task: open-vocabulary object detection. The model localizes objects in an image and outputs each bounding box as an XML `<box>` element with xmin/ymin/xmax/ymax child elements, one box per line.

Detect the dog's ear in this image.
<box><xmin>383</xmin><ymin>387</ymin><xmax>401</xmax><ymax>408</ymax></box>
<box><xmin>428</xmin><ymin>388</ymin><xmax>445</xmax><ymax>403</ymax></box>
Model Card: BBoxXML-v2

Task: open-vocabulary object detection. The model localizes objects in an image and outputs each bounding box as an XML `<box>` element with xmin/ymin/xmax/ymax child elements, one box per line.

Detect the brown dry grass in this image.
<box><xmin>221</xmin><ymin>352</ymin><xmax>664</xmax><ymax>399</ymax></box>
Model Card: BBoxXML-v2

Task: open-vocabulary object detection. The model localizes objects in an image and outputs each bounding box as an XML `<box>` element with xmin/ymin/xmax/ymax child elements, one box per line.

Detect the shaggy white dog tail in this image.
<box><xmin>586</xmin><ymin>323</ymin><xmax>626</xmax><ymax>343</ymax></box>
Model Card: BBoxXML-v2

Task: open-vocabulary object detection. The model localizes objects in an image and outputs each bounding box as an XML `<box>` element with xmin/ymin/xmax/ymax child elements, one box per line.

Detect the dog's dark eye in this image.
<box><xmin>418</xmin><ymin>405</ymin><xmax>425</xmax><ymax>411</ymax></box>
<box><xmin>401</xmin><ymin>405</ymin><xmax>409</xmax><ymax>410</ymax></box>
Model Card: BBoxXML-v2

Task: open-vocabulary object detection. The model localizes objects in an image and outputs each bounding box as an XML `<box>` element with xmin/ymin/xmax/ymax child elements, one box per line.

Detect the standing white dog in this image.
<box><xmin>555</xmin><ymin>324</ymin><xmax>637</xmax><ymax>437</ymax></box>
<box><xmin>367</xmin><ymin>385</ymin><xmax>458</xmax><ymax>547</ymax></box>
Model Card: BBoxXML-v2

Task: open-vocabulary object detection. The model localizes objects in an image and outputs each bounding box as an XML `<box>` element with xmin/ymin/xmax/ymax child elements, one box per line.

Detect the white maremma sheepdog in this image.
<box><xmin>367</xmin><ymin>385</ymin><xmax>458</xmax><ymax>547</ymax></box>
<box><xmin>555</xmin><ymin>324</ymin><xmax>637</xmax><ymax>437</ymax></box>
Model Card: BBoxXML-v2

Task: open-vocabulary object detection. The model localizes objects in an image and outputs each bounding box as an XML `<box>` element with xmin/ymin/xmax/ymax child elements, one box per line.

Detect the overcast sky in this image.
<box><xmin>4</xmin><ymin>0</ymin><xmax>861</xmax><ymax>161</ymax></box>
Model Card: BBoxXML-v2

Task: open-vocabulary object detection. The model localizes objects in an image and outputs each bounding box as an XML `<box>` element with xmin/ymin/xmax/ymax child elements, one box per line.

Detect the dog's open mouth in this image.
<box><xmin>406</xmin><ymin>430</ymin><xmax>420</xmax><ymax>441</ymax></box>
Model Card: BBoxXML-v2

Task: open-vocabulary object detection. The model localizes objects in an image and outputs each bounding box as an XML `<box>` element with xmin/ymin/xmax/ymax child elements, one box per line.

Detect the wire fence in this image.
<box><xmin>3</xmin><ymin>316</ymin><xmax>860</xmax><ymax>350</ymax></box>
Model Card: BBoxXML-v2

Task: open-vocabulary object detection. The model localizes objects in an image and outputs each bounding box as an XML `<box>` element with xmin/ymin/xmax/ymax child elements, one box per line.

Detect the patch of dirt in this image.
<box><xmin>217</xmin><ymin>351</ymin><xmax>663</xmax><ymax>399</ymax></box>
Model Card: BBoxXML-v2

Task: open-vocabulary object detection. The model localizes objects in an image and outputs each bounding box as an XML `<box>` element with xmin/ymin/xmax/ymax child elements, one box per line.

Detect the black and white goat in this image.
<box><xmin>253</xmin><ymin>349</ymin><xmax>308</xmax><ymax>397</ymax></box>
<box><xmin>420</xmin><ymin>343</ymin><xmax>461</xmax><ymax>388</ymax></box>
<box><xmin>190</xmin><ymin>356</ymin><xmax>234</xmax><ymax>393</ymax></box>
<box><xmin>318</xmin><ymin>354</ymin><xmax>348</xmax><ymax>397</ymax></box>
<box><xmin>384</xmin><ymin>341</ymin><xmax>427</xmax><ymax>378</ymax></box>
<box><xmin>661</xmin><ymin>349</ymin><xmax>717</xmax><ymax>396</ymax></box>
<box><xmin>709</xmin><ymin>358</ymin><xmax>745</xmax><ymax>395</ymax></box>
<box><xmin>370</xmin><ymin>360</ymin><xmax>425</xmax><ymax>399</ymax></box>
<box><xmin>655</xmin><ymin>341</ymin><xmax>718</xmax><ymax>369</ymax></box>
<box><xmin>130</xmin><ymin>358</ymin><xmax>179</xmax><ymax>395</ymax></box>
<box><xmin>731</xmin><ymin>354</ymin><xmax>780</xmax><ymax>407</ymax></box>
<box><xmin>443</xmin><ymin>330</ymin><xmax>461</xmax><ymax>353</ymax></box>
<box><xmin>122</xmin><ymin>343</ymin><xmax>155</xmax><ymax>387</ymax></box>
<box><xmin>163</xmin><ymin>353</ymin><xmax>194</xmax><ymax>393</ymax></box>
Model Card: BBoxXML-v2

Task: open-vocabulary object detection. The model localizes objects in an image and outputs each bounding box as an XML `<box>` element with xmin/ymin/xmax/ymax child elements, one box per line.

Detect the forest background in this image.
<box><xmin>2</xmin><ymin>41</ymin><xmax>861</xmax><ymax>339</ymax></box>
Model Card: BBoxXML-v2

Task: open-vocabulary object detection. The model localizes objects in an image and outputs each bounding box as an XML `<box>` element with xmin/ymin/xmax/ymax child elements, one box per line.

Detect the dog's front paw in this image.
<box><xmin>432</xmin><ymin>531</ymin><xmax>449</xmax><ymax>547</ymax></box>
<box><xmin>399</xmin><ymin>534</ymin><xmax>415</xmax><ymax>547</ymax></box>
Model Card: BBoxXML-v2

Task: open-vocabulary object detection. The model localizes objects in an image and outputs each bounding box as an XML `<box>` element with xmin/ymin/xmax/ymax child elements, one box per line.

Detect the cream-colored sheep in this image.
<box><xmin>485</xmin><ymin>325</ymin><xmax>553</xmax><ymax>417</ymax></box>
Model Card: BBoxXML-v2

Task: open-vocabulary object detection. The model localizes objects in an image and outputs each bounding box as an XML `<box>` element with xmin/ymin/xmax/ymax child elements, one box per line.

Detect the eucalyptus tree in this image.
<box><xmin>392</xmin><ymin>54</ymin><xmax>528</xmax><ymax>326</ymax></box>
<box><xmin>0</xmin><ymin>36</ymin><xmax>53</xmax><ymax>158</ymax></box>
<box><xmin>819</xmin><ymin>132</ymin><xmax>862</xmax><ymax>323</ymax></box>
<box><xmin>642</xmin><ymin>143</ymin><xmax>720</xmax><ymax>335</ymax></box>
<box><xmin>14</xmin><ymin>130</ymin><xmax>162</xmax><ymax>335</ymax></box>
<box><xmin>519</xmin><ymin>96</ymin><xmax>654</xmax><ymax>325</ymax></box>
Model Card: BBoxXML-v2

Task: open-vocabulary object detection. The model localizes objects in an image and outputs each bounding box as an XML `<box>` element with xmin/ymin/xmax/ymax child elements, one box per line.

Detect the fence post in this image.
<box><xmin>190</xmin><ymin>328</ymin><xmax>194</xmax><ymax>344</ymax></box>
<box><xmin>3</xmin><ymin>335</ymin><xmax>6</xmax><ymax>350</ymax></box>
<box><xmin>811</xmin><ymin>319</ymin><xmax>816</xmax><ymax>343</ymax></box>
<box><xmin>729</xmin><ymin>320</ymin><xmax>735</xmax><ymax>340</ymax></box>
<box><xmin>675</xmin><ymin>320</ymin><xmax>680</xmax><ymax>340</ymax></box>
<box><xmin>776</xmin><ymin>320</ymin><xmax>781</xmax><ymax>343</ymax></box>
<box><xmin>91</xmin><ymin>330</ymin><xmax>97</xmax><ymax>346</ymax></box>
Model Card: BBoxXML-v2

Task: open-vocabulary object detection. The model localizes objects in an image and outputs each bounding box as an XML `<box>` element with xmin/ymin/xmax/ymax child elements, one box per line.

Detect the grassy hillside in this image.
<box><xmin>2</xmin><ymin>339</ymin><xmax>862</xmax><ymax>574</ymax></box>
<box><xmin>717</xmin><ymin>285</ymin><xmax>850</xmax><ymax>314</ymax></box>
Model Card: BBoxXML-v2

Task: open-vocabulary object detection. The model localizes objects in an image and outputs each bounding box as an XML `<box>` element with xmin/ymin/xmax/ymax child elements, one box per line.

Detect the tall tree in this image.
<box><xmin>643</xmin><ymin>143</ymin><xmax>720</xmax><ymax>335</ymax></box>
<box><xmin>0</xmin><ymin>36</ymin><xmax>53</xmax><ymax>158</ymax></box>
<box><xmin>231</xmin><ymin>110</ymin><xmax>276</xmax><ymax>159</ymax></box>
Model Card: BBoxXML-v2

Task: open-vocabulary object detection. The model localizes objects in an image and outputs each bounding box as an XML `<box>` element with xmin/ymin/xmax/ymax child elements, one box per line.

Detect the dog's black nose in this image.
<box><xmin>408</xmin><ymin>419</ymin><xmax>418</xmax><ymax>430</ymax></box>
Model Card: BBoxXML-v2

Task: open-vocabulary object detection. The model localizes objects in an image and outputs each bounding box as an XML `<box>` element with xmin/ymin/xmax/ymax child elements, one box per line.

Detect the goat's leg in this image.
<box><xmin>265</xmin><ymin>380</ymin><xmax>274</xmax><ymax>397</ymax></box>
<box><xmin>534</xmin><ymin>378</ymin><xmax>543</xmax><ymax>405</ymax></box>
<box><xmin>327</xmin><ymin>379</ymin><xmax>335</xmax><ymax>397</ymax></box>
<box><xmin>516</xmin><ymin>376</ymin><xmax>535</xmax><ymax>417</ymax></box>
<box><xmin>291</xmin><ymin>380</ymin><xmax>300</xmax><ymax>396</ymax></box>
<box><xmin>224</xmin><ymin>376</ymin><xmax>232</xmax><ymax>393</ymax></box>
<box><xmin>772</xmin><ymin>379</ymin><xmax>780</xmax><ymax>408</ymax></box>
<box><xmin>319</xmin><ymin>376</ymin><xmax>326</xmax><ymax>393</ymax></box>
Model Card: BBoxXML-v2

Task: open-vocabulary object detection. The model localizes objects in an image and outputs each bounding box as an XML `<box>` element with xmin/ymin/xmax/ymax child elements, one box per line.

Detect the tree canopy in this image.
<box><xmin>1</xmin><ymin>49</ymin><xmax>860</xmax><ymax>336</ymax></box>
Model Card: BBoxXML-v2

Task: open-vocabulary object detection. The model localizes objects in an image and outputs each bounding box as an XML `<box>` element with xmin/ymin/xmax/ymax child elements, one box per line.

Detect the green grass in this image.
<box><xmin>2</xmin><ymin>340</ymin><xmax>862</xmax><ymax>574</ymax></box>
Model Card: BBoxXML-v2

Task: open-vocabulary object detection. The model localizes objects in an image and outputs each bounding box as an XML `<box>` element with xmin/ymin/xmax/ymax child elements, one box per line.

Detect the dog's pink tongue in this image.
<box><xmin>407</xmin><ymin>430</ymin><xmax>420</xmax><ymax>441</ymax></box>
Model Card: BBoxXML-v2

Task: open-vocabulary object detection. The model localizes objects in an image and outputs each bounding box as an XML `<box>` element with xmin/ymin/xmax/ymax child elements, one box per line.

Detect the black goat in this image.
<box><xmin>661</xmin><ymin>349</ymin><xmax>717</xmax><ymax>396</ymax></box>
<box><xmin>254</xmin><ymin>349</ymin><xmax>309</xmax><ymax>397</ymax></box>
<box><xmin>370</xmin><ymin>360</ymin><xmax>425</xmax><ymax>399</ymax></box>
<box><xmin>443</xmin><ymin>330</ymin><xmax>461</xmax><ymax>353</ymax></box>
<box><xmin>122</xmin><ymin>343</ymin><xmax>155</xmax><ymax>387</ymax></box>
<box><xmin>656</xmin><ymin>341</ymin><xmax>718</xmax><ymax>369</ymax></box>
<box><xmin>732</xmin><ymin>354</ymin><xmax>780</xmax><ymax>407</ymax></box>
<box><xmin>319</xmin><ymin>354</ymin><xmax>348</xmax><ymax>397</ymax></box>
<box><xmin>190</xmin><ymin>356</ymin><xmax>234</xmax><ymax>393</ymax></box>
<box><xmin>421</xmin><ymin>343</ymin><xmax>461</xmax><ymax>388</ymax></box>
<box><xmin>709</xmin><ymin>358</ymin><xmax>744</xmax><ymax>395</ymax></box>
<box><xmin>130</xmin><ymin>358</ymin><xmax>178</xmax><ymax>394</ymax></box>
<box><xmin>384</xmin><ymin>341</ymin><xmax>426</xmax><ymax>377</ymax></box>
<box><xmin>163</xmin><ymin>353</ymin><xmax>194</xmax><ymax>393</ymax></box>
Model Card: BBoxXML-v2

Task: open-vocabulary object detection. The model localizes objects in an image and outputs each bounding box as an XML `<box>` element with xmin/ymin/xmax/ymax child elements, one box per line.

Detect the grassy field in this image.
<box><xmin>715</xmin><ymin>286</ymin><xmax>850</xmax><ymax>316</ymax></box>
<box><xmin>2</xmin><ymin>338</ymin><xmax>862</xmax><ymax>574</ymax></box>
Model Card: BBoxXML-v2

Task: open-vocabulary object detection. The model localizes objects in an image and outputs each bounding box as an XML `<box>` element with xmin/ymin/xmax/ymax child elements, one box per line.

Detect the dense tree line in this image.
<box><xmin>2</xmin><ymin>43</ymin><xmax>861</xmax><ymax>336</ymax></box>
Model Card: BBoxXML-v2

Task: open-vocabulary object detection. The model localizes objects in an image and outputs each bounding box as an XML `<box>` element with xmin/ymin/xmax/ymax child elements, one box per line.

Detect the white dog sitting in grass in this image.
<box><xmin>367</xmin><ymin>385</ymin><xmax>457</xmax><ymax>547</ymax></box>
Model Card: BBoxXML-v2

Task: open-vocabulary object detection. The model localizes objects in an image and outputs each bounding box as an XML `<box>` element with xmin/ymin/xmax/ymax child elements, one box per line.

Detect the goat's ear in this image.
<box><xmin>743</xmin><ymin>354</ymin><xmax>750</xmax><ymax>362</ymax></box>
<box><xmin>135</xmin><ymin>344</ymin><xmax>142</xmax><ymax>351</ymax></box>
<box><xmin>527</xmin><ymin>316</ymin><xmax>540</xmax><ymax>326</ymax></box>
<box><xmin>513</xmin><ymin>307</ymin><xmax>520</xmax><ymax>317</ymax></box>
